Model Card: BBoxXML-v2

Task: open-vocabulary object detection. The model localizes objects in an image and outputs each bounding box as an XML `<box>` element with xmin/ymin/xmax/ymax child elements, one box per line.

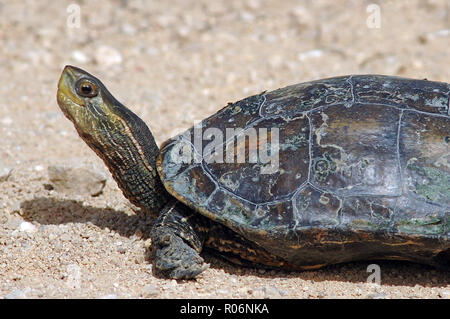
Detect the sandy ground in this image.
<box><xmin>0</xmin><ymin>0</ymin><xmax>449</xmax><ymax>299</ymax></box>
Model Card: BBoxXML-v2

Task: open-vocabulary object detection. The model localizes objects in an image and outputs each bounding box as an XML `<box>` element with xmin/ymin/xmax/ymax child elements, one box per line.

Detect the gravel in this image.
<box><xmin>0</xmin><ymin>0</ymin><xmax>449</xmax><ymax>299</ymax></box>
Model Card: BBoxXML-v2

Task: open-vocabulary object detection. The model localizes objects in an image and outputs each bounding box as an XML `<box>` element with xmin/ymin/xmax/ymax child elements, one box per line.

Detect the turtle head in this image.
<box><xmin>57</xmin><ymin>65</ymin><xmax>171</xmax><ymax>213</ymax></box>
<box><xmin>57</xmin><ymin>65</ymin><xmax>125</xmax><ymax>141</ymax></box>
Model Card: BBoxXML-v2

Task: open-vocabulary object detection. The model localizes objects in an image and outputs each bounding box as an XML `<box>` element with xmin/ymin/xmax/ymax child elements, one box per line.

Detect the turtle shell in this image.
<box><xmin>157</xmin><ymin>75</ymin><xmax>449</xmax><ymax>267</ymax></box>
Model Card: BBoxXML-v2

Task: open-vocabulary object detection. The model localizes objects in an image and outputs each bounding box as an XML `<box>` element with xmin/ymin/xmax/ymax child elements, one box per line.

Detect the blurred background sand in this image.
<box><xmin>0</xmin><ymin>0</ymin><xmax>449</xmax><ymax>298</ymax></box>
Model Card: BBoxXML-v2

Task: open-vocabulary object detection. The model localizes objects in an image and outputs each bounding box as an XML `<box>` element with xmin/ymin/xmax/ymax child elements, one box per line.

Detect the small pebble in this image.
<box><xmin>240</xmin><ymin>11</ymin><xmax>255</xmax><ymax>22</ymax></box>
<box><xmin>121</xmin><ymin>23</ymin><xmax>136</xmax><ymax>35</ymax></box>
<box><xmin>5</xmin><ymin>214</ymin><xmax>22</xmax><ymax>229</ymax></box>
<box><xmin>263</xmin><ymin>286</ymin><xmax>282</xmax><ymax>299</ymax></box>
<box><xmin>216</xmin><ymin>289</ymin><xmax>229</xmax><ymax>294</ymax></box>
<box><xmin>71</xmin><ymin>50</ymin><xmax>89</xmax><ymax>63</ymax></box>
<box><xmin>117</xmin><ymin>246</ymin><xmax>127</xmax><ymax>254</ymax></box>
<box><xmin>439</xmin><ymin>290</ymin><xmax>450</xmax><ymax>299</ymax></box>
<box><xmin>298</xmin><ymin>49</ymin><xmax>324</xmax><ymax>61</ymax></box>
<box><xmin>5</xmin><ymin>288</ymin><xmax>31</xmax><ymax>299</ymax></box>
<box><xmin>176</xmin><ymin>26</ymin><xmax>191</xmax><ymax>39</ymax></box>
<box><xmin>1</xmin><ymin>117</ymin><xmax>13</xmax><ymax>125</ymax></box>
<box><xmin>19</xmin><ymin>221</ymin><xmax>37</xmax><ymax>233</ymax></box>
<box><xmin>95</xmin><ymin>46</ymin><xmax>123</xmax><ymax>66</ymax></box>
<box><xmin>134</xmin><ymin>255</ymin><xmax>144</xmax><ymax>264</ymax></box>
<box><xmin>99</xmin><ymin>294</ymin><xmax>117</xmax><ymax>299</ymax></box>
<box><xmin>66</xmin><ymin>264</ymin><xmax>81</xmax><ymax>289</ymax></box>
<box><xmin>156</xmin><ymin>15</ymin><xmax>176</xmax><ymax>28</ymax></box>
<box><xmin>238</xmin><ymin>287</ymin><xmax>249</xmax><ymax>295</ymax></box>
<box><xmin>251</xmin><ymin>288</ymin><xmax>265</xmax><ymax>298</ymax></box>
<box><xmin>60</xmin><ymin>233</ymin><xmax>72</xmax><ymax>242</ymax></box>
<box><xmin>141</xmin><ymin>284</ymin><xmax>160</xmax><ymax>298</ymax></box>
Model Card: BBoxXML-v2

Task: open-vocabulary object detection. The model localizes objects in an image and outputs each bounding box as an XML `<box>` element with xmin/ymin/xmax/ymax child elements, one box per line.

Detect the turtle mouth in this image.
<box><xmin>57</xmin><ymin>66</ymin><xmax>87</xmax><ymax>121</ymax></box>
<box><xmin>57</xmin><ymin>66</ymin><xmax>78</xmax><ymax>103</ymax></box>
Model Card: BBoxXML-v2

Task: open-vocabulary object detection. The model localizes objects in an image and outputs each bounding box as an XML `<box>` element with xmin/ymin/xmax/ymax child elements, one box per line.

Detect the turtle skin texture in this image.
<box><xmin>157</xmin><ymin>75</ymin><xmax>450</xmax><ymax>275</ymax></box>
<box><xmin>56</xmin><ymin>67</ymin><xmax>449</xmax><ymax>279</ymax></box>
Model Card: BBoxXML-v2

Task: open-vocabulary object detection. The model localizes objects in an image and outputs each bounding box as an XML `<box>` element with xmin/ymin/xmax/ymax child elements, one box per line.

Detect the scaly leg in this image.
<box><xmin>150</xmin><ymin>200</ymin><xmax>210</xmax><ymax>279</ymax></box>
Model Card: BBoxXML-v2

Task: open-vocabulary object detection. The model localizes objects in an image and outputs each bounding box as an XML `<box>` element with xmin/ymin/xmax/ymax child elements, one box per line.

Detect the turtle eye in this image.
<box><xmin>76</xmin><ymin>79</ymin><xmax>98</xmax><ymax>98</ymax></box>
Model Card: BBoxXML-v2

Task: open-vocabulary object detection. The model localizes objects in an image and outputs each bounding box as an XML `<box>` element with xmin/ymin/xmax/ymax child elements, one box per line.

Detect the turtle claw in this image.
<box><xmin>152</xmin><ymin>230</ymin><xmax>209</xmax><ymax>279</ymax></box>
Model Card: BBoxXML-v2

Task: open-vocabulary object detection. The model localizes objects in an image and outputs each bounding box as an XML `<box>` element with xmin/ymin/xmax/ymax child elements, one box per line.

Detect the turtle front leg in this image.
<box><xmin>150</xmin><ymin>200</ymin><xmax>210</xmax><ymax>279</ymax></box>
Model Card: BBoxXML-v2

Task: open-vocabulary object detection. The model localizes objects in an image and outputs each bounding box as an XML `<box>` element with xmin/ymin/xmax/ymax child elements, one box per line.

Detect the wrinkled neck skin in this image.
<box><xmin>79</xmin><ymin>103</ymin><xmax>171</xmax><ymax>215</ymax></box>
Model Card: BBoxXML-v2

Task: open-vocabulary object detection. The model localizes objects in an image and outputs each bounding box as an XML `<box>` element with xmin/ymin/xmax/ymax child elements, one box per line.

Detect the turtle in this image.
<box><xmin>56</xmin><ymin>65</ymin><xmax>450</xmax><ymax>279</ymax></box>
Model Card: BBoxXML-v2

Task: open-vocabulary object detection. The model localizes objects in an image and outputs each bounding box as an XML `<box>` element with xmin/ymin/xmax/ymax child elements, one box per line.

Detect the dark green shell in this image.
<box><xmin>157</xmin><ymin>75</ymin><xmax>449</xmax><ymax>268</ymax></box>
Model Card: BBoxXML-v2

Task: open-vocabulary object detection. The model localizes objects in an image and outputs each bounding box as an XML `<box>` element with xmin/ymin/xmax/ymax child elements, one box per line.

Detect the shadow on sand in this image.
<box><xmin>20</xmin><ymin>196</ymin><xmax>449</xmax><ymax>288</ymax></box>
